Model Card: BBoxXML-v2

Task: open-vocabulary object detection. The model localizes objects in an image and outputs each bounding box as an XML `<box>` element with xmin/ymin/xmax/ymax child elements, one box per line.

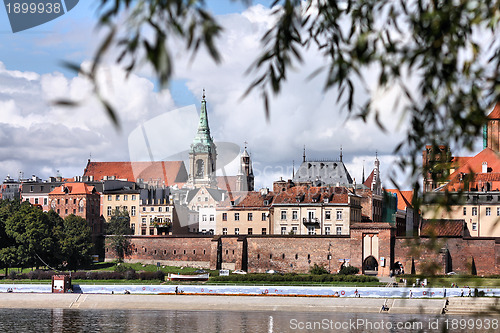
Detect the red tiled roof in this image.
<box><xmin>49</xmin><ymin>183</ymin><xmax>97</xmax><ymax>195</ymax></box>
<box><xmin>442</xmin><ymin>148</ymin><xmax>500</xmax><ymax>191</ymax></box>
<box><xmin>235</xmin><ymin>191</ymin><xmax>274</xmax><ymax>208</ymax></box>
<box><xmin>83</xmin><ymin>161</ymin><xmax>188</xmax><ymax>186</ymax></box>
<box><xmin>420</xmin><ymin>219</ymin><xmax>464</xmax><ymax>237</ymax></box>
<box><xmin>385</xmin><ymin>189</ymin><xmax>413</xmax><ymax>210</ymax></box>
<box><xmin>273</xmin><ymin>186</ymin><xmax>349</xmax><ymax>205</ymax></box>
<box><xmin>487</xmin><ymin>101</ymin><xmax>500</xmax><ymax>119</ymax></box>
<box><xmin>363</xmin><ymin>170</ymin><xmax>374</xmax><ymax>188</ymax></box>
<box><xmin>217</xmin><ymin>176</ymin><xmax>238</xmax><ymax>192</ymax></box>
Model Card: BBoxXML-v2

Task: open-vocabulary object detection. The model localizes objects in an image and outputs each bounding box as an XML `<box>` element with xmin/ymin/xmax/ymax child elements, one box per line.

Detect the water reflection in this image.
<box><xmin>0</xmin><ymin>309</ymin><xmax>497</xmax><ymax>332</ymax></box>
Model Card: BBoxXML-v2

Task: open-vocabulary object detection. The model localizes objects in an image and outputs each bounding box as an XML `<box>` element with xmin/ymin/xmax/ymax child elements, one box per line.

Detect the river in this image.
<box><xmin>0</xmin><ymin>309</ymin><xmax>498</xmax><ymax>332</ymax></box>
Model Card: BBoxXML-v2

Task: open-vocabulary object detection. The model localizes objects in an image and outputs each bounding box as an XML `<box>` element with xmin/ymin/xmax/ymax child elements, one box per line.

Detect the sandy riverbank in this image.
<box><xmin>0</xmin><ymin>293</ymin><xmax>450</xmax><ymax>314</ymax></box>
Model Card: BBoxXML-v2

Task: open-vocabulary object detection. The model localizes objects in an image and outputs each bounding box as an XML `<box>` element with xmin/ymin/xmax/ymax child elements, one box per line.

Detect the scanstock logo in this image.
<box><xmin>3</xmin><ymin>0</ymin><xmax>79</xmax><ymax>33</ymax></box>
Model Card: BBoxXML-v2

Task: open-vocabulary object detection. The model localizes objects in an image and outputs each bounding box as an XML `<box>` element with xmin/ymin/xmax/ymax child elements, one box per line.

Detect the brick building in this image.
<box><xmin>48</xmin><ymin>183</ymin><xmax>103</xmax><ymax>235</ymax></box>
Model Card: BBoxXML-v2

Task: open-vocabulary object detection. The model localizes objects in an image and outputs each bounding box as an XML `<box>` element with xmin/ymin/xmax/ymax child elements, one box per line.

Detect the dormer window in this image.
<box><xmin>323</xmin><ymin>198</ymin><xmax>329</xmax><ymax>203</ymax></box>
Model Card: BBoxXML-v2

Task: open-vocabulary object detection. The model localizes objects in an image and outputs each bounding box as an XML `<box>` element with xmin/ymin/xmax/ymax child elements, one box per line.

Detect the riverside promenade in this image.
<box><xmin>0</xmin><ymin>293</ymin><xmax>448</xmax><ymax>314</ymax></box>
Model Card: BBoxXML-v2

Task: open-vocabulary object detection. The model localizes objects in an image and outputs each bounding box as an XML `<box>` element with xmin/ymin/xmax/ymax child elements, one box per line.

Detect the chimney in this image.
<box><xmin>482</xmin><ymin>162</ymin><xmax>488</xmax><ymax>173</ymax></box>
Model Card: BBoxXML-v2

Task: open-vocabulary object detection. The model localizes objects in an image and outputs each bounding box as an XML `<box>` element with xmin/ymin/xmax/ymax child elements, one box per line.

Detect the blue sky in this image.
<box><xmin>0</xmin><ymin>0</ymin><xmax>416</xmax><ymax>189</ymax></box>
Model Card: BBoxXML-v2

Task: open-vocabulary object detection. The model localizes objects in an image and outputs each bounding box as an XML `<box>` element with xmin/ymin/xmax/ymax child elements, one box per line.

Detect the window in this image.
<box><xmin>308</xmin><ymin>227</ymin><xmax>316</xmax><ymax>235</ymax></box>
<box><xmin>262</xmin><ymin>213</ymin><xmax>266</xmax><ymax>221</ymax></box>
<box><xmin>142</xmin><ymin>217</ymin><xmax>147</xmax><ymax>225</ymax></box>
<box><xmin>222</xmin><ymin>213</ymin><xmax>227</xmax><ymax>221</ymax></box>
<box><xmin>472</xmin><ymin>207</ymin><xmax>478</xmax><ymax>216</ymax></box>
<box><xmin>159</xmin><ymin>207</ymin><xmax>162</xmax><ymax>212</ymax></box>
<box><xmin>143</xmin><ymin>206</ymin><xmax>146</xmax><ymax>211</ymax></box>
<box><xmin>198</xmin><ymin>197</ymin><xmax>201</xmax><ymax>201</ymax></box>
<box><xmin>281</xmin><ymin>226</ymin><xmax>287</xmax><ymax>235</ymax></box>
<box><xmin>235</xmin><ymin>213</ymin><xmax>240</xmax><ymax>221</ymax></box>
<box><xmin>149</xmin><ymin>228</ymin><xmax>154</xmax><ymax>235</ymax></box>
<box><xmin>292</xmin><ymin>211</ymin><xmax>298</xmax><ymax>220</ymax></box>
<box><xmin>73</xmin><ymin>209</ymin><xmax>76</xmax><ymax>214</ymax></box>
<box><xmin>336</xmin><ymin>226</ymin><xmax>342</xmax><ymax>235</ymax></box>
<box><xmin>65</xmin><ymin>199</ymin><xmax>68</xmax><ymax>204</ymax></box>
<box><xmin>472</xmin><ymin>222</ymin><xmax>478</xmax><ymax>231</ymax></box>
<box><xmin>497</xmin><ymin>207</ymin><xmax>500</xmax><ymax>216</ymax></box>
<box><xmin>124</xmin><ymin>195</ymin><xmax>128</xmax><ymax>201</ymax></box>
<box><xmin>281</xmin><ymin>210</ymin><xmax>287</xmax><ymax>220</ymax></box>
<box><xmin>43</xmin><ymin>198</ymin><xmax>47</xmax><ymax>205</ymax></box>
<box><xmin>205</xmin><ymin>197</ymin><xmax>208</xmax><ymax>201</ymax></box>
<box><xmin>73</xmin><ymin>199</ymin><xmax>76</xmax><ymax>204</ymax></box>
<box><xmin>222</xmin><ymin>228</ymin><xmax>227</xmax><ymax>235</ymax></box>
<box><xmin>151</xmin><ymin>207</ymin><xmax>154</xmax><ymax>212</ymax></box>
<box><xmin>463</xmin><ymin>207</ymin><xmax>467</xmax><ymax>215</ymax></box>
<box><xmin>336</xmin><ymin>210</ymin><xmax>342</xmax><ymax>220</ymax></box>
<box><xmin>248</xmin><ymin>213</ymin><xmax>253</xmax><ymax>221</ymax></box>
<box><xmin>65</xmin><ymin>209</ymin><xmax>68</xmax><ymax>214</ymax></box>
<box><xmin>234</xmin><ymin>228</ymin><xmax>240</xmax><ymax>235</ymax></box>
<box><xmin>141</xmin><ymin>228</ymin><xmax>146</xmax><ymax>235</ymax></box>
<box><xmin>486</xmin><ymin>207</ymin><xmax>491</xmax><ymax>216</ymax></box>
<box><xmin>210</xmin><ymin>215</ymin><xmax>215</xmax><ymax>222</ymax></box>
<box><xmin>108</xmin><ymin>195</ymin><xmax>112</xmax><ymax>201</ymax></box>
<box><xmin>325</xmin><ymin>211</ymin><xmax>331</xmax><ymax>220</ymax></box>
<box><xmin>34</xmin><ymin>198</ymin><xmax>38</xmax><ymax>204</ymax></box>
<box><xmin>132</xmin><ymin>195</ymin><xmax>136</xmax><ymax>201</ymax></box>
<box><xmin>261</xmin><ymin>228</ymin><xmax>267</xmax><ymax>235</ymax></box>
<box><xmin>116</xmin><ymin>195</ymin><xmax>120</xmax><ymax>201</ymax></box>
<box><xmin>165</xmin><ymin>206</ymin><xmax>169</xmax><ymax>212</ymax></box>
<box><xmin>325</xmin><ymin>226</ymin><xmax>331</xmax><ymax>235</ymax></box>
<box><xmin>202</xmin><ymin>215</ymin><xmax>207</xmax><ymax>222</ymax></box>
<box><xmin>248</xmin><ymin>228</ymin><xmax>253</xmax><ymax>235</ymax></box>
<box><xmin>292</xmin><ymin>226</ymin><xmax>298</xmax><ymax>234</ymax></box>
<box><xmin>131</xmin><ymin>206</ymin><xmax>136</xmax><ymax>216</ymax></box>
<box><xmin>30</xmin><ymin>185</ymin><xmax>33</xmax><ymax>192</ymax></box>
<box><xmin>131</xmin><ymin>223</ymin><xmax>135</xmax><ymax>232</ymax></box>
<box><xmin>107</xmin><ymin>206</ymin><xmax>112</xmax><ymax>216</ymax></box>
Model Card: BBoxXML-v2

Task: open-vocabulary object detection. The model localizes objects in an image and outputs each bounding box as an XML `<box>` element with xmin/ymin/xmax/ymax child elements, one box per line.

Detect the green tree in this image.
<box><xmin>0</xmin><ymin>200</ymin><xmax>19</xmax><ymax>275</ymax></box>
<box><xmin>60</xmin><ymin>214</ymin><xmax>94</xmax><ymax>270</ymax></box>
<box><xmin>105</xmin><ymin>208</ymin><xmax>133</xmax><ymax>262</ymax></box>
<box><xmin>4</xmin><ymin>202</ymin><xmax>56</xmax><ymax>269</ymax></box>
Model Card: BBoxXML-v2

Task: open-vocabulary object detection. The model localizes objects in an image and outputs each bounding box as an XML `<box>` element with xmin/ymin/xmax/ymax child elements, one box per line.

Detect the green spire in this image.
<box><xmin>191</xmin><ymin>89</ymin><xmax>215</xmax><ymax>152</ymax></box>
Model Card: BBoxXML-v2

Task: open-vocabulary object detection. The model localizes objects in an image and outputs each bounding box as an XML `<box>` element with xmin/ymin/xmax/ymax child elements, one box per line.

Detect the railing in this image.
<box><xmin>302</xmin><ymin>217</ymin><xmax>320</xmax><ymax>225</ymax></box>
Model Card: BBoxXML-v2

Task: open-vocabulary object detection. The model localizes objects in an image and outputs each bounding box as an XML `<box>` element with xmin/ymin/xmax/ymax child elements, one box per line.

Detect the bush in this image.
<box><xmin>309</xmin><ymin>264</ymin><xmax>329</xmax><ymax>275</ymax></box>
<box><xmin>338</xmin><ymin>266</ymin><xmax>359</xmax><ymax>275</ymax></box>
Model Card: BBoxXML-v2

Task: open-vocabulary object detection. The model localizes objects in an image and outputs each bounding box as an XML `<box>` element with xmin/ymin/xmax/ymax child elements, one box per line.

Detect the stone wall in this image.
<box><xmin>394</xmin><ymin>237</ymin><xmax>500</xmax><ymax>276</ymax></box>
<box><xmin>104</xmin><ymin>230</ymin><xmax>500</xmax><ymax>276</ymax></box>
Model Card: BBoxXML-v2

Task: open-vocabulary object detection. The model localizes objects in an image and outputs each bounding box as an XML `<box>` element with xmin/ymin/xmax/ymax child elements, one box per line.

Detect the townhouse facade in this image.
<box><xmin>272</xmin><ymin>186</ymin><xmax>362</xmax><ymax>236</ymax></box>
<box><xmin>216</xmin><ymin>189</ymin><xmax>274</xmax><ymax>235</ymax></box>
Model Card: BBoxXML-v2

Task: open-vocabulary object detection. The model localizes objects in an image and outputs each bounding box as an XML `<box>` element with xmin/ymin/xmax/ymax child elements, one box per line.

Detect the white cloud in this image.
<box><xmin>0</xmin><ymin>3</ymin><xmax>416</xmax><ymax>189</ymax></box>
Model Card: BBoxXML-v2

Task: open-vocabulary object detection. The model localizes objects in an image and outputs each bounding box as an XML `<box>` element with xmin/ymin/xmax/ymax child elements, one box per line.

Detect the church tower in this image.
<box><xmin>187</xmin><ymin>91</ymin><xmax>217</xmax><ymax>188</ymax></box>
<box><xmin>236</xmin><ymin>143</ymin><xmax>255</xmax><ymax>192</ymax></box>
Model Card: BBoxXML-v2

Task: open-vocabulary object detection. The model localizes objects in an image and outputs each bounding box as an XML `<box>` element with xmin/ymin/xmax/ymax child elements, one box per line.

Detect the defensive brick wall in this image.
<box><xmin>394</xmin><ymin>237</ymin><xmax>500</xmax><ymax>276</ymax></box>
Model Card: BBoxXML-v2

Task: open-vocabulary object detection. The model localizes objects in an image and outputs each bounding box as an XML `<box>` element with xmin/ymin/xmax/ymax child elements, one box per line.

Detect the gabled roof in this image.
<box><xmin>49</xmin><ymin>183</ymin><xmax>97</xmax><ymax>195</ymax></box>
<box><xmin>487</xmin><ymin>101</ymin><xmax>500</xmax><ymax>119</ymax></box>
<box><xmin>363</xmin><ymin>169</ymin><xmax>375</xmax><ymax>188</ymax></box>
<box><xmin>273</xmin><ymin>186</ymin><xmax>350</xmax><ymax>205</ymax></box>
<box><xmin>234</xmin><ymin>191</ymin><xmax>274</xmax><ymax>208</ymax></box>
<box><xmin>385</xmin><ymin>189</ymin><xmax>413</xmax><ymax>210</ymax></box>
<box><xmin>420</xmin><ymin>219</ymin><xmax>464</xmax><ymax>237</ymax></box>
<box><xmin>293</xmin><ymin>160</ymin><xmax>353</xmax><ymax>185</ymax></box>
<box><xmin>217</xmin><ymin>176</ymin><xmax>237</xmax><ymax>192</ymax></box>
<box><xmin>83</xmin><ymin>161</ymin><xmax>188</xmax><ymax>186</ymax></box>
<box><xmin>441</xmin><ymin>148</ymin><xmax>500</xmax><ymax>191</ymax></box>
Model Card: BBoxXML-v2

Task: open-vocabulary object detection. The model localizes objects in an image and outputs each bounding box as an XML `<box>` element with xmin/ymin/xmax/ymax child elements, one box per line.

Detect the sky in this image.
<box><xmin>0</xmin><ymin>0</ymin><xmax>476</xmax><ymax>190</ymax></box>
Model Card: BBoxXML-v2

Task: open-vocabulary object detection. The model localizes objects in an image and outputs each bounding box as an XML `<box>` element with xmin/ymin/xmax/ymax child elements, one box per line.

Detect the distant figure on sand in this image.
<box><xmin>409</xmin><ymin>290</ymin><xmax>413</xmax><ymax>298</ymax></box>
<box><xmin>333</xmin><ymin>291</ymin><xmax>339</xmax><ymax>297</ymax></box>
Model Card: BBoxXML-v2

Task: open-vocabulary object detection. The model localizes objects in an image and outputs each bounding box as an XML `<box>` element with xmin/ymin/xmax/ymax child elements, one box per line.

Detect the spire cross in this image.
<box><xmin>202</xmin><ymin>88</ymin><xmax>206</xmax><ymax>100</ymax></box>
<box><xmin>244</xmin><ymin>141</ymin><xmax>248</xmax><ymax>150</ymax></box>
